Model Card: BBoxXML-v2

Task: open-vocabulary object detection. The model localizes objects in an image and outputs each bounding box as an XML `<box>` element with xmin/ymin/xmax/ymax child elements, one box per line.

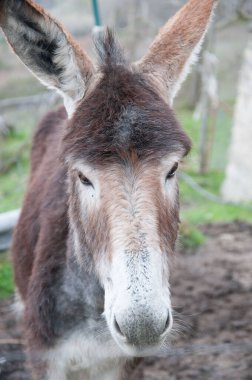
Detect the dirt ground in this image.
<box><xmin>0</xmin><ymin>221</ymin><xmax>251</xmax><ymax>380</ymax></box>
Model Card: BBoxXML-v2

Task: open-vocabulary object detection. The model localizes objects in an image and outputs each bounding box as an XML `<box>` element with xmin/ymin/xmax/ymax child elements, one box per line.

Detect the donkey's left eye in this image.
<box><xmin>78</xmin><ymin>173</ymin><xmax>93</xmax><ymax>187</ymax></box>
<box><xmin>166</xmin><ymin>162</ymin><xmax>178</xmax><ymax>180</ymax></box>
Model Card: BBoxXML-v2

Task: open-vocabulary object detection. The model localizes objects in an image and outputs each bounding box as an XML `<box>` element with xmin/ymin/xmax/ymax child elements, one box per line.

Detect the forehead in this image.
<box><xmin>64</xmin><ymin>66</ymin><xmax>191</xmax><ymax>166</ymax></box>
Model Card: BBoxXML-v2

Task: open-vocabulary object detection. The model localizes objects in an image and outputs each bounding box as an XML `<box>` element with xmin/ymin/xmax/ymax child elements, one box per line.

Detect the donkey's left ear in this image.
<box><xmin>135</xmin><ymin>0</ymin><xmax>218</xmax><ymax>104</ymax></box>
<box><xmin>0</xmin><ymin>0</ymin><xmax>94</xmax><ymax>117</ymax></box>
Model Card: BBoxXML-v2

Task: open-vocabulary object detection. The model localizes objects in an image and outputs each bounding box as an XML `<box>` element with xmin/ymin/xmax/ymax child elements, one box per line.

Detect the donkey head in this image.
<box><xmin>0</xmin><ymin>0</ymin><xmax>217</xmax><ymax>356</ymax></box>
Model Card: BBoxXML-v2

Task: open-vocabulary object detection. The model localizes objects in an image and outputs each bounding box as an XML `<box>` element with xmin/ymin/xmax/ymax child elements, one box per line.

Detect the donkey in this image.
<box><xmin>0</xmin><ymin>0</ymin><xmax>217</xmax><ymax>379</ymax></box>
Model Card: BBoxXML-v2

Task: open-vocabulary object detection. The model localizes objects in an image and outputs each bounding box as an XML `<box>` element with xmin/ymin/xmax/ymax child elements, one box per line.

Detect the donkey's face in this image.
<box><xmin>64</xmin><ymin>63</ymin><xmax>191</xmax><ymax>353</ymax></box>
<box><xmin>0</xmin><ymin>0</ymin><xmax>217</xmax><ymax>355</ymax></box>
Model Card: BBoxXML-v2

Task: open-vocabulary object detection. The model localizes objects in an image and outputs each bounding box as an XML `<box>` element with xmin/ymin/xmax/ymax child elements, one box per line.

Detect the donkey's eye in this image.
<box><xmin>78</xmin><ymin>172</ymin><xmax>93</xmax><ymax>187</ymax></box>
<box><xmin>166</xmin><ymin>162</ymin><xmax>178</xmax><ymax>180</ymax></box>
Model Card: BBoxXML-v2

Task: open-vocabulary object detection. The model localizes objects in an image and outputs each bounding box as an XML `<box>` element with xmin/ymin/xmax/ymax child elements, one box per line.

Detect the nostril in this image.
<box><xmin>163</xmin><ymin>311</ymin><xmax>172</xmax><ymax>334</ymax></box>
<box><xmin>165</xmin><ymin>313</ymin><xmax>170</xmax><ymax>330</ymax></box>
<box><xmin>113</xmin><ymin>317</ymin><xmax>125</xmax><ymax>337</ymax></box>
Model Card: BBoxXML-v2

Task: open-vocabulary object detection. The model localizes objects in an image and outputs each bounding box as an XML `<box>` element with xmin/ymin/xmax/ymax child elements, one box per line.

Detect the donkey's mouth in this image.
<box><xmin>112</xmin><ymin>336</ymin><xmax>166</xmax><ymax>357</ymax></box>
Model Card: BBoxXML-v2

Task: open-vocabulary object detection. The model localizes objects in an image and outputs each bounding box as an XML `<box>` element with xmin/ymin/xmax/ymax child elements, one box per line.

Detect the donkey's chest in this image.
<box><xmin>47</xmin><ymin>321</ymin><xmax>125</xmax><ymax>375</ymax></box>
<box><xmin>52</xmin><ymin>270</ymin><xmax>126</xmax><ymax>372</ymax></box>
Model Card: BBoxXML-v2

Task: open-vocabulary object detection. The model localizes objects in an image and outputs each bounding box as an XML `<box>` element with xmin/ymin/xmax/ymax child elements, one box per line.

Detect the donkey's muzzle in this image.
<box><xmin>113</xmin><ymin>306</ymin><xmax>171</xmax><ymax>347</ymax></box>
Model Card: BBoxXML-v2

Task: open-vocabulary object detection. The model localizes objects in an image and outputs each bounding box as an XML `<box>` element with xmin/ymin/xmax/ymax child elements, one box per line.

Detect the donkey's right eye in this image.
<box><xmin>78</xmin><ymin>173</ymin><xmax>93</xmax><ymax>187</ymax></box>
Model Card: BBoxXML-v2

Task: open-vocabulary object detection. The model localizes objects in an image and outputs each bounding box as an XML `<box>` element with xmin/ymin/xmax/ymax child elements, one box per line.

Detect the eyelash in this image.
<box><xmin>77</xmin><ymin>164</ymin><xmax>178</xmax><ymax>187</ymax></box>
<box><xmin>166</xmin><ymin>162</ymin><xmax>178</xmax><ymax>180</ymax></box>
<box><xmin>78</xmin><ymin>172</ymin><xmax>93</xmax><ymax>187</ymax></box>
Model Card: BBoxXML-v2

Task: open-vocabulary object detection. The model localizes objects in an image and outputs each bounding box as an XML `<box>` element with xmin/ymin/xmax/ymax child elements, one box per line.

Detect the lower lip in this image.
<box><xmin>115</xmin><ymin>338</ymin><xmax>162</xmax><ymax>357</ymax></box>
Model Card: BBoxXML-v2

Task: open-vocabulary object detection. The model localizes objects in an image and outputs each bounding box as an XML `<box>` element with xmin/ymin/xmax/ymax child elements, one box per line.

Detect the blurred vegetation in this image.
<box><xmin>177</xmin><ymin>107</ymin><xmax>252</xmax><ymax>226</ymax></box>
<box><xmin>0</xmin><ymin>253</ymin><xmax>14</xmax><ymax>298</ymax></box>
<box><xmin>0</xmin><ymin>114</ymin><xmax>33</xmax><ymax>213</ymax></box>
<box><xmin>179</xmin><ymin>223</ymin><xmax>206</xmax><ymax>250</ymax></box>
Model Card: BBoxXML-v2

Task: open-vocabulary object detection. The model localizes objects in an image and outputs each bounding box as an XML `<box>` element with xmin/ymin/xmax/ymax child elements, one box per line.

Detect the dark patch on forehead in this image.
<box><xmin>113</xmin><ymin>106</ymin><xmax>138</xmax><ymax>148</ymax></box>
<box><xmin>63</xmin><ymin>32</ymin><xmax>191</xmax><ymax>166</ymax></box>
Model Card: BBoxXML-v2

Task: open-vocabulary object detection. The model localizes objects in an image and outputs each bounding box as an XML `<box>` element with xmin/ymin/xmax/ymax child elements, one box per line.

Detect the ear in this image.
<box><xmin>0</xmin><ymin>0</ymin><xmax>94</xmax><ymax>117</ymax></box>
<box><xmin>135</xmin><ymin>0</ymin><xmax>218</xmax><ymax>104</ymax></box>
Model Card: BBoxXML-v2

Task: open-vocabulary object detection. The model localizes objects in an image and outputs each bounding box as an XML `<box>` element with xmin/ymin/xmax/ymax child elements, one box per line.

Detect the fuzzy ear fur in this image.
<box><xmin>0</xmin><ymin>0</ymin><xmax>94</xmax><ymax>117</ymax></box>
<box><xmin>135</xmin><ymin>0</ymin><xmax>218</xmax><ymax>104</ymax></box>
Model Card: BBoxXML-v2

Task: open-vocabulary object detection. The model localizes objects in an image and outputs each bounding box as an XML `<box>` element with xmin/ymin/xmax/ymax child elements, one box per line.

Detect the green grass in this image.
<box><xmin>176</xmin><ymin>105</ymin><xmax>233</xmax><ymax>171</ymax></box>
<box><xmin>180</xmin><ymin>172</ymin><xmax>252</xmax><ymax>224</ymax></box>
<box><xmin>0</xmin><ymin>253</ymin><xmax>14</xmax><ymax>298</ymax></box>
<box><xmin>175</xmin><ymin>107</ymin><xmax>252</xmax><ymax>249</ymax></box>
<box><xmin>180</xmin><ymin>222</ymin><xmax>206</xmax><ymax>250</ymax></box>
<box><xmin>176</xmin><ymin>108</ymin><xmax>201</xmax><ymax>171</ymax></box>
<box><xmin>175</xmin><ymin>106</ymin><xmax>252</xmax><ymax>225</ymax></box>
<box><xmin>0</xmin><ymin>126</ymin><xmax>31</xmax><ymax>213</ymax></box>
<box><xmin>182</xmin><ymin>202</ymin><xmax>252</xmax><ymax>224</ymax></box>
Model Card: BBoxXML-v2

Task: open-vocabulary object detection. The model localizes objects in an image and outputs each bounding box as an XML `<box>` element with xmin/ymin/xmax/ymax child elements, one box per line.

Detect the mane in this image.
<box><xmin>94</xmin><ymin>28</ymin><xmax>128</xmax><ymax>68</ymax></box>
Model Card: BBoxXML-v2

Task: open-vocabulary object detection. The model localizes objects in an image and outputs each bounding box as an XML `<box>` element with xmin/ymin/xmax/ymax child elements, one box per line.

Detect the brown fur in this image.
<box><xmin>64</xmin><ymin>65</ymin><xmax>191</xmax><ymax>165</ymax></box>
<box><xmin>12</xmin><ymin>107</ymin><xmax>67</xmax><ymax>299</ymax></box>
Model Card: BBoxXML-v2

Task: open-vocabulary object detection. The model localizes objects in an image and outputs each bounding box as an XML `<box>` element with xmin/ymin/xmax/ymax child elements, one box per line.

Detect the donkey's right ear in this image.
<box><xmin>0</xmin><ymin>0</ymin><xmax>94</xmax><ymax>117</ymax></box>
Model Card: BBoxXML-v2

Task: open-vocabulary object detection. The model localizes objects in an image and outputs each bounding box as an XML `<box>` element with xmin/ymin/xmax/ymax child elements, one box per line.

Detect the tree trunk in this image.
<box><xmin>222</xmin><ymin>39</ymin><xmax>252</xmax><ymax>202</ymax></box>
<box><xmin>198</xmin><ymin>21</ymin><xmax>218</xmax><ymax>174</ymax></box>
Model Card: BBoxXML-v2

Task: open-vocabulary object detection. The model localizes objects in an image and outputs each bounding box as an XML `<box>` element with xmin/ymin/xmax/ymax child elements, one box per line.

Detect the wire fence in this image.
<box><xmin>0</xmin><ymin>92</ymin><xmax>60</xmax><ymax>111</ymax></box>
<box><xmin>0</xmin><ymin>339</ymin><xmax>251</xmax><ymax>379</ymax></box>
